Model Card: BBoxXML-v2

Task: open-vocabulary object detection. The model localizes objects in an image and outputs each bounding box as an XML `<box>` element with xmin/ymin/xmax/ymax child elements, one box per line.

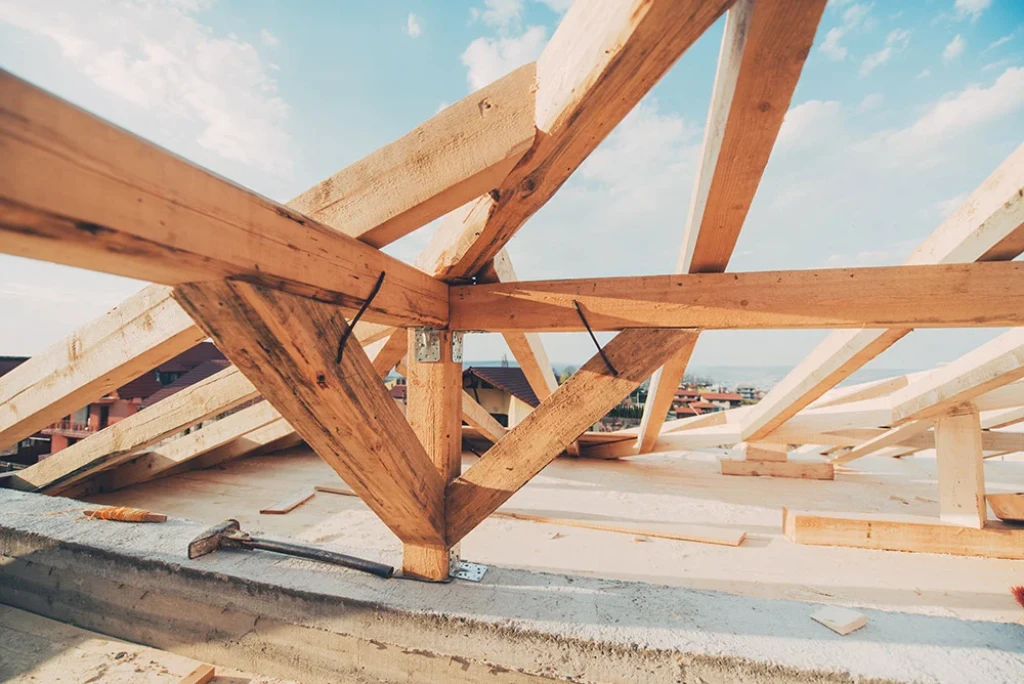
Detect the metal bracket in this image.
<box><xmin>448</xmin><ymin>548</ymin><xmax>487</xmax><ymax>582</ymax></box>
<box><xmin>413</xmin><ymin>327</ymin><xmax>441</xmax><ymax>363</ymax></box>
<box><xmin>452</xmin><ymin>331</ymin><xmax>464</xmax><ymax>363</ymax></box>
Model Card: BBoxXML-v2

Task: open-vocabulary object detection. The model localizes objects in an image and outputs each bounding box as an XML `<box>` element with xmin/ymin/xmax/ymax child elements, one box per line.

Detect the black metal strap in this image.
<box><xmin>336</xmin><ymin>271</ymin><xmax>386</xmax><ymax>364</ymax></box>
<box><xmin>573</xmin><ymin>299</ymin><xmax>618</xmax><ymax>376</ymax></box>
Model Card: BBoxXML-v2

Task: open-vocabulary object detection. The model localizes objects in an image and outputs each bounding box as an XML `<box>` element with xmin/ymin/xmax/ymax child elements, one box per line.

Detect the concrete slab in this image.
<box><xmin>2</xmin><ymin>489</ymin><xmax>1023</xmax><ymax>683</ymax></box>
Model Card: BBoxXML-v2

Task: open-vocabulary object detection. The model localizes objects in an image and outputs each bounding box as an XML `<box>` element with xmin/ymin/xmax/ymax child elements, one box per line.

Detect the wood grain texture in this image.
<box><xmin>449</xmin><ymin>262</ymin><xmax>1024</xmax><ymax>332</ymax></box>
<box><xmin>890</xmin><ymin>329</ymin><xmax>1024</xmax><ymax>424</ymax></box>
<box><xmin>418</xmin><ymin>0</ymin><xmax>732</xmax><ymax>281</ymax></box>
<box><xmin>934</xmin><ymin>405</ymin><xmax>987</xmax><ymax>529</ymax></box>
<box><xmin>289</xmin><ymin>64</ymin><xmax>536</xmax><ymax>248</ymax></box>
<box><xmin>0</xmin><ymin>284</ymin><xmax>204</xmax><ymax>449</ymax></box>
<box><xmin>783</xmin><ymin>508</ymin><xmax>1024</xmax><ymax>559</ymax></box>
<box><xmin>634</xmin><ymin>337</ymin><xmax>699</xmax><ymax>454</ymax></box>
<box><xmin>9</xmin><ymin>366</ymin><xmax>258</xmax><ymax>493</ymax></box>
<box><xmin>102</xmin><ymin>401</ymin><xmax>283</xmax><ymax>491</ymax></box>
<box><xmin>720</xmin><ymin>460</ymin><xmax>834</xmax><ymax>480</ymax></box>
<box><xmin>0</xmin><ymin>70</ymin><xmax>447</xmax><ymax>328</ymax></box>
<box><xmin>173</xmin><ymin>280</ymin><xmax>445</xmax><ymax>546</ymax></box>
<box><xmin>403</xmin><ymin>329</ymin><xmax>463</xmax><ymax>579</ymax></box>
<box><xmin>445</xmin><ymin>329</ymin><xmax>693</xmax><ymax>545</ymax></box>
<box><xmin>742</xmin><ymin>143</ymin><xmax>1024</xmax><ymax>442</ymax></box>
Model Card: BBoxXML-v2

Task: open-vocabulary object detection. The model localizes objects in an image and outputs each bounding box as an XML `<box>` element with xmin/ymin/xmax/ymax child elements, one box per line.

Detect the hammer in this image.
<box><xmin>188</xmin><ymin>519</ymin><xmax>394</xmax><ymax>578</ymax></box>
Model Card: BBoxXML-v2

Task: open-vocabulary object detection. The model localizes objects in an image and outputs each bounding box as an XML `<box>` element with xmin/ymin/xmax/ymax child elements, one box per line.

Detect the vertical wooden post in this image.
<box><xmin>402</xmin><ymin>328</ymin><xmax>463</xmax><ymax>580</ymax></box>
<box><xmin>934</xmin><ymin>403</ymin><xmax>987</xmax><ymax>529</ymax></box>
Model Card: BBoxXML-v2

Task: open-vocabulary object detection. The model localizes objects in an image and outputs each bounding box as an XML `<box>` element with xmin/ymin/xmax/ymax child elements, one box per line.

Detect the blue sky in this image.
<box><xmin>1</xmin><ymin>0</ymin><xmax>1022</xmax><ymax>374</ymax></box>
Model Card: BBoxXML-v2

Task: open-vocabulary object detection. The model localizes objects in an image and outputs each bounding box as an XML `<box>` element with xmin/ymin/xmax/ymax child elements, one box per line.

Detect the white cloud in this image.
<box><xmin>943</xmin><ymin>34</ymin><xmax>965</xmax><ymax>63</ymax></box>
<box><xmin>461</xmin><ymin>25</ymin><xmax>547</xmax><ymax>91</ymax></box>
<box><xmin>882</xmin><ymin>66</ymin><xmax>1024</xmax><ymax>149</ymax></box>
<box><xmin>259</xmin><ymin>28</ymin><xmax>279</xmax><ymax>47</ymax></box>
<box><xmin>935</xmin><ymin>192</ymin><xmax>968</xmax><ymax>218</ymax></box>
<box><xmin>982</xmin><ymin>59</ymin><xmax>1011</xmax><ymax>73</ymax></box>
<box><xmin>820</xmin><ymin>28</ymin><xmax>848</xmax><ymax>60</ymax></box>
<box><xmin>984</xmin><ymin>33</ymin><xmax>1014</xmax><ymax>53</ymax></box>
<box><xmin>477</xmin><ymin>0</ymin><xmax>524</xmax><ymax>32</ymax></box>
<box><xmin>954</xmin><ymin>0</ymin><xmax>991</xmax><ymax>23</ymax></box>
<box><xmin>404</xmin><ymin>12</ymin><xmax>422</xmax><ymax>38</ymax></box>
<box><xmin>818</xmin><ymin>2</ymin><xmax>874</xmax><ymax>62</ymax></box>
<box><xmin>776</xmin><ymin>100</ymin><xmax>845</xmax><ymax>149</ymax></box>
<box><xmin>859</xmin><ymin>28</ymin><xmax>910</xmax><ymax>77</ymax></box>
<box><xmin>823</xmin><ymin>240</ymin><xmax>921</xmax><ymax>267</ymax></box>
<box><xmin>537</xmin><ymin>0</ymin><xmax>573</xmax><ymax>12</ymax></box>
<box><xmin>858</xmin><ymin>92</ymin><xmax>884</xmax><ymax>112</ymax></box>
<box><xmin>0</xmin><ymin>0</ymin><xmax>292</xmax><ymax>175</ymax></box>
<box><xmin>916</xmin><ymin>68</ymin><xmax>931</xmax><ymax>78</ymax></box>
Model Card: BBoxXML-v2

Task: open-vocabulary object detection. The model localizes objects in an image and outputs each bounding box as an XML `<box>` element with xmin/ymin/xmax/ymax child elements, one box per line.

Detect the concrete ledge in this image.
<box><xmin>1</xmin><ymin>490</ymin><xmax>1022</xmax><ymax>683</ymax></box>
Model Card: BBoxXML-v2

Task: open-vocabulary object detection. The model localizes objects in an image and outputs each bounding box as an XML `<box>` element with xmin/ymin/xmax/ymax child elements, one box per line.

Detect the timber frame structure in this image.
<box><xmin>2</xmin><ymin>0</ymin><xmax>1024</xmax><ymax>578</ymax></box>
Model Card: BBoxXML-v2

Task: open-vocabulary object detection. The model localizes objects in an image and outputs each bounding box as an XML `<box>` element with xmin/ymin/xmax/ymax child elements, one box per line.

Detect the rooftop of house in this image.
<box><xmin>141</xmin><ymin>358</ymin><xmax>232</xmax><ymax>408</ymax></box>
<box><xmin>0</xmin><ymin>356</ymin><xmax>29</xmax><ymax>378</ymax></box>
<box><xmin>464</xmin><ymin>366</ymin><xmax>540</xmax><ymax>409</ymax></box>
<box><xmin>118</xmin><ymin>342</ymin><xmax>226</xmax><ymax>402</ymax></box>
<box><xmin>701</xmin><ymin>392</ymin><xmax>743</xmax><ymax>402</ymax></box>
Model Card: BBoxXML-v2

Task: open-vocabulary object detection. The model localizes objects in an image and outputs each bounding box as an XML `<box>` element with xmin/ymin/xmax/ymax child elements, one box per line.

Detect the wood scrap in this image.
<box><xmin>492</xmin><ymin>510</ymin><xmax>745</xmax><ymax>547</ymax></box>
<box><xmin>810</xmin><ymin>606</ymin><xmax>867</xmax><ymax>636</ymax></box>
<box><xmin>259</xmin><ymin>489</ymin><xmax>315</xmax><ymax>515</ymax></box>
<box><xmin>987</xmin><ymin>493</ymin><xmax>1024</xmax><ymax>522</ymax></box>
<box><xmin>178</xmin><ymin>663</ymin><xmax>215</xmax><ymax>684</ymax></box>
<box><xmin>83</xmin><ymin>507</ymin><xmax>166</xmax><ymax>523</ymax></box>
<box><xmin>316</xmin><ymin>483</ymin><xmax>744</xmax><ymax>547</ymax></box>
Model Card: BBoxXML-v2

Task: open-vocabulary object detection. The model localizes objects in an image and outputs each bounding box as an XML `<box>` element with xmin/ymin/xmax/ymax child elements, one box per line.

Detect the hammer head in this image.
<box><xmin>188</xmin><ymin>519</ymin><xmax>242</xmax><ymax>559</ymax></box>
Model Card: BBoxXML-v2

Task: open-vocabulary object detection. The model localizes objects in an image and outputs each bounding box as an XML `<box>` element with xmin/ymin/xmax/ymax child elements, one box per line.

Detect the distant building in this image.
<box><xmin>699</xmin><ymin>391</ymin><xmax>744</xmax><ymax>410</ymax></box>
<box><xmin>43</xmin><ymin>342</ymin><xmax>226</xmax><ymax>455</ymax></box>
<box><xmin>0</xmin><ymin>356</ymin><xmax>49</xmax><ymax>464</ymax></box>
<box><xmin>736</xmin><ymin>384</ymin><xmax>758</xmax><ymax>402</ymax></box>
<box><xmin>463</xmin><ymin>366</ymin><xmax>540</xmax><ymax>427</ymax></box>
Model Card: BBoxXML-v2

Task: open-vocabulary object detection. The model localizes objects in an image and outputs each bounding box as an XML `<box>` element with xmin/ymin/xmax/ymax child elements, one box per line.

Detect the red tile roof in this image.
<box><xmin>141</xmin><ymin>359</ymin><xmax>232</xmax><ymax>407</ymax></box>
<box><xmin>701</xmin><ymin>392</ymin><xmax>742</xmax><ymax>402</ymax></box>
<box><xmin>389</xmin><ymin>384</ymin><xmax>408</xmax><ymax>400</ymax></box>
<box><xmin>464</xmin><ymin>367</ymin><xmax>540</xmax><ymax>408</ymax></box>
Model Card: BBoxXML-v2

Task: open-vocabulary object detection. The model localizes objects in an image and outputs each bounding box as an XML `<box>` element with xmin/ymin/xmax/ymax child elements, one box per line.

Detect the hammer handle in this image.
<box><xmin>246</xmin><ymin>538</ymin><xmax>394</xmax><ymax>578</ymax></box>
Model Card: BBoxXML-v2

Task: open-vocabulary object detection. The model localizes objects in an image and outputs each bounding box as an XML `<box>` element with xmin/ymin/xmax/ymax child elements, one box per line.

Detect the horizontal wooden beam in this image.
<box><xmin>8</xmin><ymin>366</ymin><xmax>259</xmax><ymax>493</ymax></box>
<box><xmin>173</xmin><ymin>280</ymin><xmax>446</xmax><ymax>546</ymax></box>
<box><xmin>0</xmin><ymin>284</ymin><xmax>205</xmax><ymax>449</ymax></box>
<box><xmin>0</xmin><ymin>69</ymin><xmax>447</xmax><ymax>328</ymax></box>
<box><xmin>783</xmin><ymin>508</ymin><xmax>1024</xmax><ymax>560</ymax></box>
<box><xmin>289</xmin><ymin>65</ymin><xmax>536</xmax><ymax>248</ymax></box>
<box><xmin>450</xmin><ymin>262</ymin><xmax>1024</xmax><ymax>332</ymax></box>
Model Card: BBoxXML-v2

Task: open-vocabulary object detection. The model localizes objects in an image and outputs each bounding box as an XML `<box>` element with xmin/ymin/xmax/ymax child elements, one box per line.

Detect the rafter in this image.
<box><xmin>740</xmin><ymin>143</ymin><xmax>1024</xmax><ymax>442</ymax></box>
<box><xmin>449</xmin><ymin>262</ymin><xmax>1024</xmax><ymax>332</ymax></box>
<box><xmin>0</xmin><ymin>284</ymin><xmax>204</xmax><ymax>449</ymax></box>
<box><xmin>418</xmin><ymin>0</ymin><xmax>733</xmax><ymax>281</ymax></box>
<box><xmin>8</xmin><ymin>365</ymin><xmax>259</xmax><ymax>493</ymax></box>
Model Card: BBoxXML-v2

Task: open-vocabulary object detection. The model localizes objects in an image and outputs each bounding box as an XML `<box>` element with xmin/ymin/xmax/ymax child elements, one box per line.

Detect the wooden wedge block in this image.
<box><xmin>811</xmin><ymin>606</ymin><xmax>867</xmax><ymax>636</ymax></box>
<box><xmin>179</xmin><ymin>663</ymin><xmax>215</xmax><ymax>684</ymax></box>
<box><xmin>721</xmin><ymin>460</ymin><xmax>834</xmax><ymax>480</ymax></box>
<box><xmin>259</xmin><ymin>490</ymin><xmax>315</xmax><ymax>515</ymax></box>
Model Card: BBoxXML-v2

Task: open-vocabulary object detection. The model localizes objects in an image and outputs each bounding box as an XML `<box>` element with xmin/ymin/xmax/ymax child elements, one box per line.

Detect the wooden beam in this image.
<box><xmin>934</xmin><ymin>405</ymin><xmax>987</xmax><ymax>528</ymax></box>
<box><xmin>99</xmin><ymin>401</ymin><xmax>283</xmax><ymax>492</ymax></box>
<box><xmin>8</xmin><ymin>366</ymin><xmax>259</xmax><ymax>493</ymax></box>
<box><xmin>173</xmin><ymin>280</ymin><xmax>446</xmax><ymax>547</ymax></box>
<box><xmin>981</xmin><ymin>405</ymin><xmax>1024</xmax><ymax>430</ymax></box>
<box><xmin>810</xmin><ymin>373</ymin><xmax>915</xmax><ymax>409</ymax></box>
<box><xmin>721</xmin><ymin>460</ymin><xmax>834</xmax><ymax>479</ymax></box>
<box><xmin>288</xmin><ymin>65</ymin><xmax>537</xmax><ymax>248</ymax></box>
<box><xmin>364</xmin><ymin>331</ymin><xmax>408</xmax><ymax>378</ymax></box>
<box><xmin>0</xmin><ymin>69</ymin><xmax>447</xmax><ymax>328</ymax></box>
<box><xmin>445</xmin><ymin>329</ymin><xmax>693</xmax><ymax>545</ymax></box>
<box><xmin>461</xmin><ymin>391</ymin><xmax>507</xmax><ymax>444</ymax></box>
<box><xmin>831</xmin><ymin>419</ymin><xmax>934</xmax><ymax>465</ymax></box>
<box><xmin>403</xmin><ymin>329</ymin><xmax>463</xmax><ymax>580</ymax></box>
<box><xmin>0</xmin><ymin>284</ymin><xmax>205</xmax><ymax>449</ymax></box>
<box><xmin>783</xmin><ymin>508</ymin><xmax>1024</xmax><ymax>560</ymax></box>
<box><xmin>418</xmin><ymin>0</ymin><xmax>732</xmax><ymax>281</ymax></box>
<box><xmin>890</xmin><ymin>329</ymin><xmax>1024</xmax><ymax>424</ymax></box>
<box><xmin>449</xmin><ymin>262</ymin><xmax>1024</xmax><ymax>332</ymax></box>
<box><xmin>740</xmin><ymin>143</ymin><xmax>1024</xmax><ymax>441</ymax></box>
<box><xmin>633</xmin><ymin>0</ymin><xmax>827</xmax><ymax>455</ymax></box>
